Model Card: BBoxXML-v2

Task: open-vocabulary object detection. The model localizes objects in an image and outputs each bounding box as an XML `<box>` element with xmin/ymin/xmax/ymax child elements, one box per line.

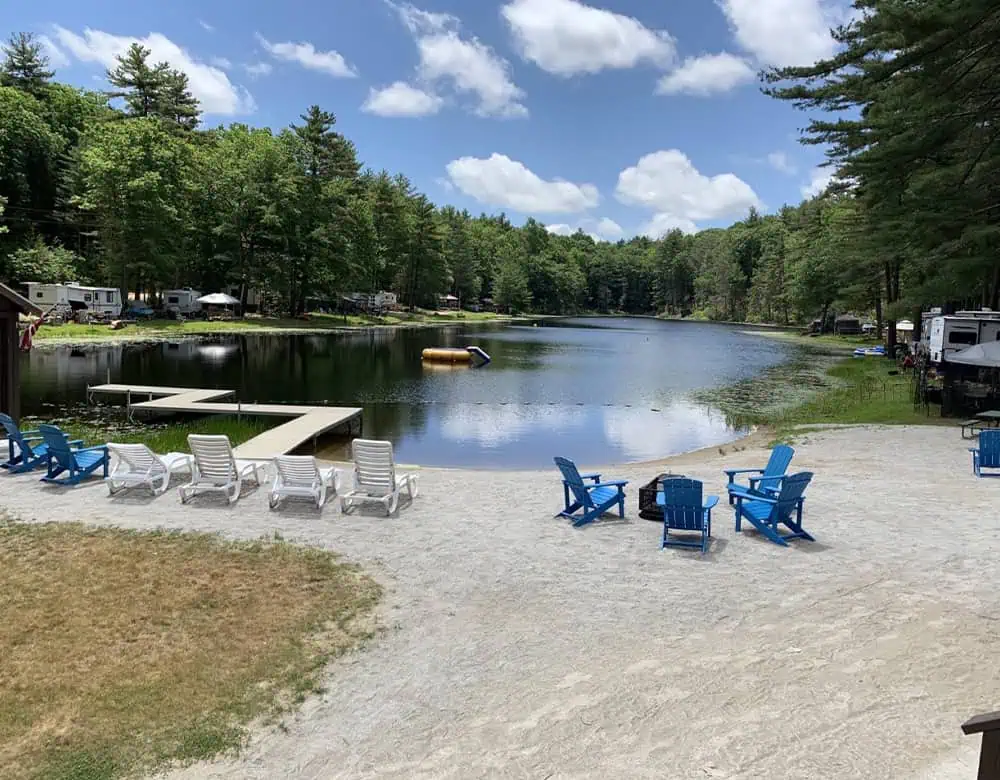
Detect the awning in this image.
<box><xmin>949</xmin><ymin>341</ymin><xmax>1000</xmax><ymax>368</ymax></box>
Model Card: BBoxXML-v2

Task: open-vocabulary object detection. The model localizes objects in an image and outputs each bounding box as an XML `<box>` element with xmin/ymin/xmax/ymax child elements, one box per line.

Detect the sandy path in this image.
<box><xmin>2</xmin><ymin>425</ymin><xmax>998</xmax><ymax>779</ymax></box>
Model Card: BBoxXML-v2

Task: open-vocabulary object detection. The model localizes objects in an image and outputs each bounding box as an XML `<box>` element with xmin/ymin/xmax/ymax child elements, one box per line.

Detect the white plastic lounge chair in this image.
<box><xmin>269</xmin><ymin>455</ymin><xmax>341</xmax><ymax>510</ymax></box>
<box><xmin>179</xmin><ymin>434</ymin><xmax>264</xmax><ymax>505</ymax></box>
<box><xmin>339</xmin><ymin>439</ymin><xmax>418</xmax><ymax>516</ymax></box>
<box><xmin>107</xmin><ymin>443</ymin><xmax>192</xmax><ymax>496</ymax></box>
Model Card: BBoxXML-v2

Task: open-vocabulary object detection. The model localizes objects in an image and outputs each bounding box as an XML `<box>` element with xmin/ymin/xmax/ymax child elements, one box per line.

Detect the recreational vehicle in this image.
<box><xmin>162</xmin><ymin>288</ymin><xmax>203</xmax><ymax>316</ymax></box>
<box><xmin>24</xmin><ymin>282</ymin><xmax>123</xmax><ymax>318</ymax></box>
<box><xmin>924</xmin><ymin>308</ymin><xmax>1000</xmax><ymax>363</ymax></box>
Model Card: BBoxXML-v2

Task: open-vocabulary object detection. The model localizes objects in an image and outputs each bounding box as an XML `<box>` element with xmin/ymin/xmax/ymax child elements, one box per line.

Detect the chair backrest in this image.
<box><xmin>274</xmin><ymin>455</ymin><xmax>321</xmax><ymax>485</ymax></box>
<box><xmin>771</xmin><ymin>472</ymin><xmax>813</xmax><ymax>521</ymax></box>
<box><xmin>759</xmin><ymin>444</ymin><xmax>794</xmax><ymax>493</ymax></box>
<box><xmin>660</xmin><ymin>478</ymin><xmax>706</xmax><ymax>531</ymax></box>
<box><xmin>980</xmin><ymin>430</ymin><xmax>1000</xmax><ymax>468</ymax></box>
<box><xmin>187</xmin><ymin>435</ymin><xmax>237</xmax><ymax>481</ymax></box>
<box><xmin>38</xmin><ymin>424</ymin><xmax>76</xmax><ymax>469</ymax></box>
<box><xmin>0</xmin><ymin>413</ymin><xmax>20</xmax><ymax>442</ymax></box>
<box><xmin>554</xmin><ymin>456</ymin><xmax>594</xmax><ymax>508</ymax></box>
<box><xmin>351</xmin><ymin>439</ymin><xmax>396</xmax><ymax>495</ymax></box>
<box><xmin>108</xmin><ymin>443</ymin><xmax>161</xmax><ymax>473</ymax></box>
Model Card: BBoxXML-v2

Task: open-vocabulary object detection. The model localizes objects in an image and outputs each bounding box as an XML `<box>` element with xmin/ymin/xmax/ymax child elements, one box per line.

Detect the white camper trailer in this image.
<box><xmin>926</xmin><ymin>309</ymin><xmax>1000</xmax><ymax>363</ymax></box>
<box><xmin>162</xmin><ymin>288</ymin><xmax>202</xmax><ymax>316</ymax></box>
<box><xmin>24</xmin><ymin>282</ymin><xmax>123</xmax><ymax>318</ymax></box>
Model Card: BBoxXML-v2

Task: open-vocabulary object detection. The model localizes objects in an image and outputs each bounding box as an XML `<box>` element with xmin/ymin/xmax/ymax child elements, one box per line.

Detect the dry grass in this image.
<box><xmin>0</xmin><ymin>520</ymin><xmax>381</xmax><ymax>780</ymax></box>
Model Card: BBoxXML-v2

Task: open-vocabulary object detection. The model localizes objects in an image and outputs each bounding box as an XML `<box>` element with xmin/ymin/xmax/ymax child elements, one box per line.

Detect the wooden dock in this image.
<box><xmin>86</xmin><ymin>384</ymin><xmax>362</xmax><ymax>457</ymax></box>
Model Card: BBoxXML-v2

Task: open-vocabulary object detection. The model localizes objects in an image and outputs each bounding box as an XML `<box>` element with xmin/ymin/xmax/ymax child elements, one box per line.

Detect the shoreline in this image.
<box><xmin>28</xmin><ymin>314</ymin><xmax>537</xmax><ymax>351</ymax></box>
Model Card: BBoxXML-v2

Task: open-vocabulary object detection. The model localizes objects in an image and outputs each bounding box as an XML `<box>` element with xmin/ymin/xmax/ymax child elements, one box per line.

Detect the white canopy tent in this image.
<box><xmin>196</xmin><ymin>293</ymin><xmax>240</xmax><ymax>306</ymax></box>
<box><xmin>949</xmin><ymin>341</ymin><xmax>1000</xmax><ymax>368</ymax></box>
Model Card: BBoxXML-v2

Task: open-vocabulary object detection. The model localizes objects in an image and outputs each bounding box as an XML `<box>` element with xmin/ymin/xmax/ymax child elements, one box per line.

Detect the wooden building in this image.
<box><xmin>0</xmin><ymin>283</ymin><xmax>41</xmax><ymax>419</ymax></box>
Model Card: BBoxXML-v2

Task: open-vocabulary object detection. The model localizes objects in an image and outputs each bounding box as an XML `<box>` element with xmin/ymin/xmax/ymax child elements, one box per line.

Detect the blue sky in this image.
<box><xmin>10</xmin><ymin>0</ymin><xmax>851</xmax><ymax>240</ymax></box>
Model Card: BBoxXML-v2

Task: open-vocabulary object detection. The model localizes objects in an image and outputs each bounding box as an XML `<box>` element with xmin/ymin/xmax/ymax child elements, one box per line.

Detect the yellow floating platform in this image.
<box><xmin>422</xmin><ymin>347</ymin><xmax>473</xmax><ymax>363</ymax></box>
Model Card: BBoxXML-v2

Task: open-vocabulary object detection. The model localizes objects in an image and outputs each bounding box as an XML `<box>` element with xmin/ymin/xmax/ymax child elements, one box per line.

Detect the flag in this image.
<box><xmin>19</xmin><ymin>316</ymin><xmax>43</xmax><ymax>351</ymax></box>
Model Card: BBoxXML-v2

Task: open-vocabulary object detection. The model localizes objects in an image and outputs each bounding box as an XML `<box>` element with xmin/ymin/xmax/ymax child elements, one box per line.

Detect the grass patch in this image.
<box><xmin>33</xmin><ymin>311</ymin><xmax>517</xmax><ymax>344</ymax></box>
<box><xmin>24</xmin><ymin>415</ymin><xmax>276</xmax><ymax>455</ymax></box>
<box><xmin>0</xmin><ymin>520</ymin><xmax>381</xmax><ymax>780</ymax></box>
<box><xmin>697</xmin><ymin>349</ymin><xmax>942</xmax><ymax>444</ymax></box>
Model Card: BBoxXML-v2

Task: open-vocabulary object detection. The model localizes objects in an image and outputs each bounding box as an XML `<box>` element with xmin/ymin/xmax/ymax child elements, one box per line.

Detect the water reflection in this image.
<box><xmin>21</xmin><ymin>318</ymin><xmax>791</xmax><ymax>467</ymax></box>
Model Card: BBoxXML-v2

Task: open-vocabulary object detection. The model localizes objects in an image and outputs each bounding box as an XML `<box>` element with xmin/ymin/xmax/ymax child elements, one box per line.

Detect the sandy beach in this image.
<box><xmin>2</xmin><ymin>425</ymin><xmax>998</xmax><ymax>779</ymax></box>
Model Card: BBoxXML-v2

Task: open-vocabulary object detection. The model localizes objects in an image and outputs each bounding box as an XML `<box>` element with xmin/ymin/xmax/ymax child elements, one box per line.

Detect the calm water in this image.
<box><xmin>20</xmin><ymin>318</ymin><xmax>795</xmax><ymax>467</ymax></box>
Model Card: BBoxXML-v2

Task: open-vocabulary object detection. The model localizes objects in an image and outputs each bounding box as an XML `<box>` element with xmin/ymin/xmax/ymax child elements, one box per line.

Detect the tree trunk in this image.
<box><xmin>874</xmin><ymin>286</ymin><xmax>883</xmax><ymax>342</ymax></box>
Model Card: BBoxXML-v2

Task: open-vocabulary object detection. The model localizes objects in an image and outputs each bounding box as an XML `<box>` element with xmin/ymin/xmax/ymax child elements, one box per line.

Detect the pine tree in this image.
<box><xmin>292</xmin><ymin>105</ymin><xmax>361</xmax><ymax>181</ymax></box>
<box><xmin>1</xmin><ymin>32</ymin><xmax>54</xmax><ymax>96</ymax></box>
<box><xmin>159</xmin><ymin>70</ymin><xmax>200</xmax><ymax>130</ymax></box>
<box><xmin>107</xmin><ymin>43</ymin><xmax>167</xmax><ymax>118</ymax></box>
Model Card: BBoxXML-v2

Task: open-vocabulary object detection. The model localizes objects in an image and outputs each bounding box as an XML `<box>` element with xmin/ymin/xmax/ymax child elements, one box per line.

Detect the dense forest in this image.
<box><xmin>0</xmin><ymin>0</ymin><xmax>998</xmax><ymax>346</ymax></box>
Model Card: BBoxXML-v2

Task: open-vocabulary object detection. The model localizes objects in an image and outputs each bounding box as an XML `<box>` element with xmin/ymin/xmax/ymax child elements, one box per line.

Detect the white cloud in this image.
<box><xmin>545</xmin><ymin>217</ymin><xmax>621</xmax><ymax>240</ymax></box>
<box><xmin>641</xmin><ymin>213</ymin><xmax>699</xmax><ymax>238</ymax></box>
<box><xmin>389</xmin><ymin>3</ymin><xmax>527</xmax><ymax>118</ymax></box>
<box><xmin>243</xmin><ymin>61</ymin><xmax>272</xmax><ymax>77</ymax></box>
<box><xmin>53</xmin><ymin>26</ymin><xmax>255</xmax><ymax>115</ymax></box>
<box><xmin>434</xmin><ymin>176</ymin><xmax>455</xmax><ymax>192</ymax></box>
<box><xmin>446</xmin><ymin>153</ymin><xmax>599</xmax><ymax>214</ymax></box>
<box><xmin>257</xmin><ymin>34</ymin><xmax>357</xmax><ymax>78</ymax></box>
<box><xmin>801</xmin><ymin>166</ymin><xmax>835</xmax><ymax>198</ymax></box>
<box><xmin>656</xmin><ymin>52</ymin><xmax>755</xmax><ymax>96</ymax></box>
<box><xmin>362</xmin><ymin>81</ymin><xmax>444</xmax><ymax>117</ymax></box>
<box><xmin>719</xmin><ymin>0</ymin><xmax>840</xmax><ymax>67</ymax></box>
<box><xmin>38</xmin><ymin>35</ymin><xmax>70</xmax><ymax>68</ymax></box>
<box><xmin>767</xmin><ymin>151</ymin><xmax>797</xmax><ymax>174</ymax></box>
<box><xmin>210</xmin><ymin>56</ymin><xmax>232</xmax><ymax>69</ymax></box>
<box><xmin>199</xmin><ymin>20</ymin><xmax>215</xmax><ymax>33</ymax></box>
<box><xmin>616</xmin><ymin>149</ymin><xmax>760</xmax><ymax>235</ymax></box>
<box><xmin>501</xmin><ymin>0</ymin><xmax>675</xmax><ymax>76</ymax></box>
<box><xmin>594</xmin><ymin>217</ymin><xmax>623</xmax><ymax>238</ymax></box>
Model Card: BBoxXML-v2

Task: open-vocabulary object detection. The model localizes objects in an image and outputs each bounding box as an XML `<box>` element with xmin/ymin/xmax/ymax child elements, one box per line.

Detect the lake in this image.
<box><xmin>20</xmin><ymin>317</ymin><xmax>796</xmax><ymax>468</ymax></box>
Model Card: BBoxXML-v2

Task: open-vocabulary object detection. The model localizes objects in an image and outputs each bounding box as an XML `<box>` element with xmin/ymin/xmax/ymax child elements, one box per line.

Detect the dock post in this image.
<box><xmin>86</xmin><ymin>384</ymin><xmax>91</xmax><ymax>406</ymax></box>
<box><xmin>237</xmin><ymin>398</ymin><xmax>241</xmax><ymax>424</ymax></box>
<box><xmin>126</xmin><ymin>389</ymin><xmax>132</xmax><ymax>422</ymax></box>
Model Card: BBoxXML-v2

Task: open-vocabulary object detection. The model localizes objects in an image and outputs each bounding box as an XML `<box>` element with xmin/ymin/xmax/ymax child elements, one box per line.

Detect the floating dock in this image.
<box><xmin>86</xmin><ymin>384</ymin><xmax>363</xmax><ymax>458</ymax></box>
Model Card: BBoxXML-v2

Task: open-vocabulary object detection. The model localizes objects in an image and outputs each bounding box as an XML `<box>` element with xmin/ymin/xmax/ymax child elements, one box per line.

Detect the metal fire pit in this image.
<box><xmin>638</xmin><ymin>473</ymin><xmax>687</xmax><ymax>521</ymax></box>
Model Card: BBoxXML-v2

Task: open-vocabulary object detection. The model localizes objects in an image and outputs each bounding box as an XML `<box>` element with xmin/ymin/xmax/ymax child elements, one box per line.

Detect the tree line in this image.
<box><xmin>1</xmin><ymin>1</ymin><xmax>997</xmax><ymax>332</ymax></box>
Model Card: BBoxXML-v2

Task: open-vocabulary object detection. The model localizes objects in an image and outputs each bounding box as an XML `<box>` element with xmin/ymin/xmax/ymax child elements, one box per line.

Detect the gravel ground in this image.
<box><xmin>2</xmin><ymin>425</ymin><xmax>998</xmax><ymax>779</ymax></box>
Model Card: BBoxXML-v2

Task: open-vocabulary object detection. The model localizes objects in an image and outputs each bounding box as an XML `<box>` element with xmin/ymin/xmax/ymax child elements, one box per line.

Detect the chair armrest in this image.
<box><xmin>21</xmin><ymin>429</ymin><xmax>41</xmax><ymax>437</ymax></box>
<box><xmin>728</xmin><ymin>485</ymin><xmax>775</xmax><ymax>502</ymax></box>
<box><xmin>22</xmin><ymin>435</ymin><xmax>44</xmax><ymax>442</ymax></box>
<box><xmin>724</xmin><ymin>468</ymin><xmax>765</xmax><ymax>477</ymax></box>
<box><xmin>703</xmin><ymin>495</ymin><xmax>719</xmax><ymax>511</ymax></box>
<box><xmin>592</xmin><ymin>480</ymin><xmax>628</xmax><ymax>489</ymax></box>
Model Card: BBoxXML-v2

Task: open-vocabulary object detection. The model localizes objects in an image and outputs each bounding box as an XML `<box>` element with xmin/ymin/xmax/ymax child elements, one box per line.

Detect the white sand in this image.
<box><xmin>2</xmin><ymin>425</ymin><xmax>999</xmax><ymax>779</ymax></box>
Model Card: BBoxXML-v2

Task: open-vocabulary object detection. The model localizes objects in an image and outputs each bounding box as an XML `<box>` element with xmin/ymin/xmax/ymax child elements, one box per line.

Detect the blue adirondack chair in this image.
<box><xmin>38</xmin><ymin>424</ymin><xmax>109</xmax><ymax>486</ymax></box>
<box><xmin>0</xmin><ymin>413</ymin><xmax>83</xmax><ymax>474</ymax></box>
<box><xmin>730</xmin><ymin>471</ymin><xmax>814</xmax><ymax>547</ymax></box>
<box><xmin>724</xmin><ymin>444</ymin><xmax>794</xmax><ymax>505</ymax></box>
<box><xmin>554</xmin><ymin>456</ymin><xmax>628</xmax><ymax>527</ymax></box>
<box><xmin>658</xmin><ymin>478</ymin><xmax>719</xmax><ymax>555</ymax></box>
<box><xmin>970</xmin><ymin>429</ymin><xmax>1000</xmax><ymax>477</ymax></box>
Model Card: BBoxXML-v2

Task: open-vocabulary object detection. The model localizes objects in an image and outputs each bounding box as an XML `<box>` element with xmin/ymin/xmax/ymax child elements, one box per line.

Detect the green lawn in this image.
<box><xmin>24</xmin><ymin>415</ymin><xmax>275</xmax><ymax>455</ymax></box>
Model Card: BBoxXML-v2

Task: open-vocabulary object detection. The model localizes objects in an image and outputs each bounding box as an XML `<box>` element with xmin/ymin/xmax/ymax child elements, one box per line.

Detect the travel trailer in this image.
<box><xmin>24</xmin><ymin>282</ymin><xmax>123</xmax><ymax>318</ymax></box>
<box><xmin>924</xmin><ymin>308</ymin><xmax>1000</xmax><ymax>363</ymax></box>
<box><xmin>162</xmin><ymin>288</ymin><xmax>203</xmax><ymax>316</ymax></box>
